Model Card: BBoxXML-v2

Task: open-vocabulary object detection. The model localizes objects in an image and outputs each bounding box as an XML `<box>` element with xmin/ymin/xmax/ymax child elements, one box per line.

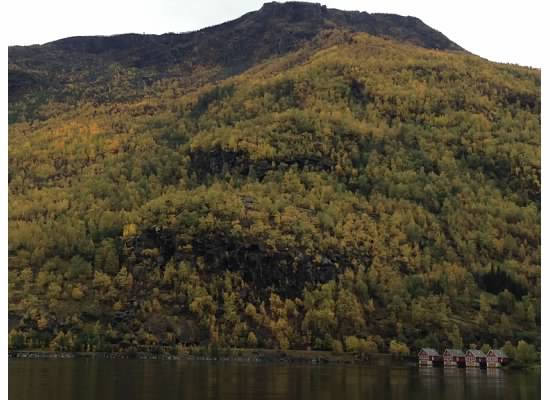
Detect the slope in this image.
<box><xmin>8</xmin><ymin>29</ymin><xmax>540</xmax><ymax>354</ymax></box>
<box><xmin>8</xmin><ymin>1</ymin><xmax>463</xmax><ymax>123</ymax></box>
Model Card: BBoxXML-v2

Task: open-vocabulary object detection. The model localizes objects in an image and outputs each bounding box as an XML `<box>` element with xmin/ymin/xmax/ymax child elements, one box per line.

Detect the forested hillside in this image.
<box><xmin>8</xmin><ymin>3</ymin><xmax>540</xmax><ymax>356</ymax></box>
<box><xmin>8</xmin><ymin>1</ymin><xmax>462</xmax><ymax>123</ymax></box>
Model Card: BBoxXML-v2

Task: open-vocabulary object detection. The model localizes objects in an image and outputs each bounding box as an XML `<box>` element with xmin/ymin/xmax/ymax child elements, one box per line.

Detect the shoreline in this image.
<box><xmin>8</xmin><ymin>349</ymin><xmax>539</xmax><ymax>371</ymax></box>
<box><xmin>8</xmin><ymin>348</ymin><xmax>409</xmax><ymax>365</ymax></box>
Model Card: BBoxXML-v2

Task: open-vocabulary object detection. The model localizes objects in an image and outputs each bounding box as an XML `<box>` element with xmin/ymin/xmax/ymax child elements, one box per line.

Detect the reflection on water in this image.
<box><xmin>443</xmin><ymin>367</ymin><xmax>462</xmax><ymax>377</ymax></box>
<box><xmin>9</xmin><ymin>359</ymin><xmax>540</xmax><ymax>400</ymax></box>
<box><xmin>486</xmin><ymin>368</ymin><xmax>504</xmax><ymax>378</ymax></box>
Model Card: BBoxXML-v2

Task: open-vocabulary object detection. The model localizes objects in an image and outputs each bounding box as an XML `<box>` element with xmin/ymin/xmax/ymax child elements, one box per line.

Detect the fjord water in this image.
<box><xmin>9</xmin><ymin>359</ymin><xmax>539</xmax><ymax>400</ymax></box>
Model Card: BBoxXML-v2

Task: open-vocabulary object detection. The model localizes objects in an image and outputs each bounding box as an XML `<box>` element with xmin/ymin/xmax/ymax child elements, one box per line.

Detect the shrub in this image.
<box><xmin>247</xmin><ymin>332</ymin><xmax>258</xmax><ymax>348</ymax></box>
<box><xmin>332</xmin><ymin>339</ymin><xmax>343</xmax><ymax>353</ymax></box>
<box><xmin>344</xmin><ymin>336</ymin><xmax>378</xmax><ymax>355</ymax></box>
<box><xmin>9</xmin><ymin>330</ymin><xmax>26</xmax><ymax>350</ymax></box>
<box><xmin>389</xmin><ymin>340</ymin><xmax>410</xmax><ymax>358</ymax></box>
<box><xmin>344</xmin><ymin>336</ymin><xmax>360</xmax><ymax>352</ymax></box>
<box><xmin>515</xmin><ymin>340</ymin><xmax>537</xmax><ymax>364</ymax></box>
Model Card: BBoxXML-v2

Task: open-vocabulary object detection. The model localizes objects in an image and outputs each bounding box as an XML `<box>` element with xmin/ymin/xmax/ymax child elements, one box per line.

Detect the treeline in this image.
<box><xmin>8</xmin><ymin>33</ymin><xmax>540</xmax><ymax>355</ymax></box>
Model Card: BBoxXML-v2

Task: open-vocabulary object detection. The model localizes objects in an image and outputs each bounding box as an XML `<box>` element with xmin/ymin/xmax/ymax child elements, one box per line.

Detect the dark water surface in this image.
<box><xmin>9</xmin><ymin>359</ymin><xmax>540</xmax><ymax>400</ymax></box>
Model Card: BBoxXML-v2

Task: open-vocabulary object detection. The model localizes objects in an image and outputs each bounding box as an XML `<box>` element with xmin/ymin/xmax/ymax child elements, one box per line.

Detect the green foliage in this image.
<box><xmin>502</xmin><ymin>341</ymin><xmax>515</xmax><ymax>358</ymax></box>
<box><xmin>448</xmin><ymin>324</ymin><xmax>463</xmax><ymax>349</ymax></box>
<box><xmin>94</xmin><ymin>239</ymin><xmax>120</xmax><ymax>275</ymax></box>
<box><xmin>8</xmin><ymin>27</ymin><xmax>540</xmax><ymax>354</ymax></box>
<box><xmin>389</xmin><ymin>340</ymin><xmax>410</xmax><ymax>358</ymax></box>
<box><xmin>344</xmin><ymin>336</ymin><xmax>378</xmax><ymax>355</ymax></box>
<box><xmin>515</xmin><ymin>340</ymin><xmax>537</xmax><ymax>365</ymax></box>
<box><xmin>344</xmin><ymin>336</ymin><xmax>360</xmax><ymax>353</ymax></box>
<box><xmin>9</xmin><ymin>330</ymin><xmax>26</xmax><ymax>350</ymax></box>
<box><xmin>247</xmin><ymin>332</ymin><xmax>258</xmax><ymax>348</ymax></box>
<box><xmin>49</xmin><ymin>331</ymin><xmax>76</xmax><ymax>352</ymax></box>
<box><xmin>332</xmin><ymin>339</ymin><xmax>344</xmax><ymax>353</ymax></box>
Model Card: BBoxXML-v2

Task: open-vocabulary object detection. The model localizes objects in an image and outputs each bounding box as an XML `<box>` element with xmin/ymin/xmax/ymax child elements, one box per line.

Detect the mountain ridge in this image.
<box><xmin>12</xmin><ymin>2</ymin><xmax>463</xmax><ymax>51</ymax></box>
<box><xmin>9</xmin><ymin>1</ymin><xmax>463</xmax><ymax>121</ymax></box>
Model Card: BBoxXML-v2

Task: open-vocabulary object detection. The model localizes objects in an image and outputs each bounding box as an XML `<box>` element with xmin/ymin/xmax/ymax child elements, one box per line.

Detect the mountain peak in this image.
<box><xmin>253</xmin><ymin>1</ymin><xmax>462</xmax><ymax>51</ymax></box>
<box><xmin>259</xmin><ymin>1</ymin><xmax>327</xmax><ymax>13</ymax></box>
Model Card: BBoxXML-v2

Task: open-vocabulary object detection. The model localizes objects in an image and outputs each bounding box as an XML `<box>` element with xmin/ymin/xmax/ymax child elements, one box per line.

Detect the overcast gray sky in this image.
<box><xmin>6</xmin><ymin>0</ymin><xmax>542</xmax><ymax>67</ymax></box>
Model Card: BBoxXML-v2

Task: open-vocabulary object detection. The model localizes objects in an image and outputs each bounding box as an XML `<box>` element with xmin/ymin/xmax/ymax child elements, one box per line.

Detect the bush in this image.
<box><xmin>344</xmin><ymin>336</ymin><xmax>377</xmax><ymax>355</ymax></box>
<box><xmin>9</xmin><ymin>330</ymin><xmax>26</xmax><ymax>350</ymax></box>
<box><xmin>344</xmin><ymin>336</ymin><xmax>360</xmax><ymax>352</ymax></box>
<box><xmin>389</xmin><ymin>340</ymin><xmax>410</xmax><ymax>358</ymax></box>
<box><xmin>515</xmin><ymin>340</ymin><xmax>537</xmax><ymax>364</ymax></box>
<box><xmin>358</xmin><ymin>338</ymin><xmax>378</xmax><ymax>354</ymax></box>
<box><xmin>502</xmin><ymin>341</ymin><xmax>516</xmax><ymax>359</ymax></box>
<box><xmin>332</xmin><ymin>339</ymin><xmax>343</xmax><ymax>353</ymax></box>
<box><xmin>247</xmin><ymin>332</ymin><xmax>258</xmax><ymax>348</ymax></box>
<box><xmin>49</xmin><ymin>331</ymin><xmax>75</xmax><ymax>352</ymax></box>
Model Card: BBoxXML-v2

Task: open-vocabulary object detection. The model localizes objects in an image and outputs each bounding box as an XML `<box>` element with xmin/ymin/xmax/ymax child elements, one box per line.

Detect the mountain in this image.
<box><xmin>8</xmin><ymin>3</ymin><xmax>540</xmax><ymax>357</ymax></box>
<box><xmin>8</xmin><ymin>1</ymin><xmax>463</xmax><ymax>122</ymax></box>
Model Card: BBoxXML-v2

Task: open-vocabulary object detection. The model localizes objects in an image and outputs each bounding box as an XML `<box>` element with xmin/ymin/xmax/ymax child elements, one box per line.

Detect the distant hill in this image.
<box><xmin>8</xmin><ymin>3</ymin><xmax>540</xmax><ymax>357</ymax></box>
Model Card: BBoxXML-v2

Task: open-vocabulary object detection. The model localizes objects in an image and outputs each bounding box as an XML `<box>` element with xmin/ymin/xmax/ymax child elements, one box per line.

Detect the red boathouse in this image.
<box><xmin>486</xmin><ymin>349</ymin><xmax>510</xmax><ymax>368</ymax></box>
<box><xmin>465</xmin><ymin>349</ymin><xmax>487</xmax><ymax>368</ymax></box>
<box><xmin>443</xmin><ymin>349</ymin><xmax>465</xmax><ymax>367</ymax></box>
<box><xmin>418</xmin><ymin>348</ymin><xmax>442</xmax><ymax>366</ymax></box>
